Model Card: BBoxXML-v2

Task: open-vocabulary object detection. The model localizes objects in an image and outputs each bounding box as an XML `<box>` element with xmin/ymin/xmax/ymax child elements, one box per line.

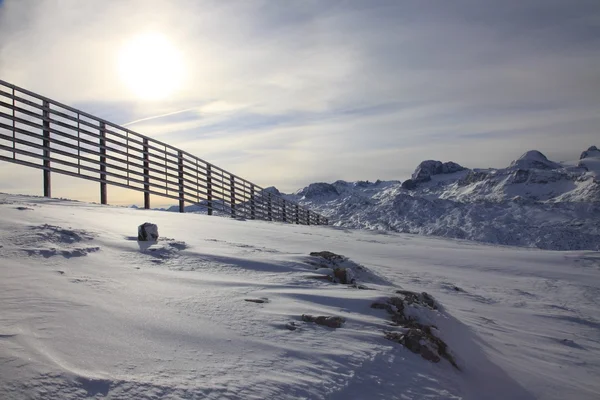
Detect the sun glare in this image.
<box><xmin>117</xmin><ymin>33</ymin><xmax>184</xmax><ymax>100</ymax></box>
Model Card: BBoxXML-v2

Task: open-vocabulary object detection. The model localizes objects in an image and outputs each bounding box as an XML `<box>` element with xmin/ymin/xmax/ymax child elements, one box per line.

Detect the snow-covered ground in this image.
<box><xmin>1</xmin><ymin>193</ymin><xmax>599</xmax><ymax>400</ymax></box>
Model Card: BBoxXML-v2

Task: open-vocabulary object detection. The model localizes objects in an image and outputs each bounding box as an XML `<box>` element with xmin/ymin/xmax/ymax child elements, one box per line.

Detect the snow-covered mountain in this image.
<box><xmin>283</xmin><ymin>146</ymin><xmax>600</xmax><ymax>251</ymax></box>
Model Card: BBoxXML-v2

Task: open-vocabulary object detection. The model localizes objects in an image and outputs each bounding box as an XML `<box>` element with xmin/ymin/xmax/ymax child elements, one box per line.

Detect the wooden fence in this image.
<box><xmin>0</xmin><ymin>79</ymin><xmax>328</xmax><ymax>225</ymax></box>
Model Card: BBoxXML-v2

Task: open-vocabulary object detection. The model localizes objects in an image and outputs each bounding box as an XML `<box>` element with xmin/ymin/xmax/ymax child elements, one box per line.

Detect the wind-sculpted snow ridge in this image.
<box><xmin>284</xmin><ymin>146</ymin><xmax>600</xmax><ymax>251</ymax></box>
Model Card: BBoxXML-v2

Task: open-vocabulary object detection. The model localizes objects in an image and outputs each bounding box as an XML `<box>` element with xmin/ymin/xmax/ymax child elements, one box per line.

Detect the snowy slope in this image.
<box><xmin>1</xmin><ymin>193</ymin><xmax>600</xmax><ymax>399</ymax></box>
<box><xmin>284</xmin><ymin>147</ymin><xmax>600</xmax><ymax>251</ymax></box>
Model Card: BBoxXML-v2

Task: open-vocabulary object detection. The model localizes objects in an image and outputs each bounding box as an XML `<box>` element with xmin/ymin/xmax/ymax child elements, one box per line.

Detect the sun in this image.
<box><xmin>117</xmin><ymin>33</ymin><xmax>184</xmax><ymax>100</ymax></box>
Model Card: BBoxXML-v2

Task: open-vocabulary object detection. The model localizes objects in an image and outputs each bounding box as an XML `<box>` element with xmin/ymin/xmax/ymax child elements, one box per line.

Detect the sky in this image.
<box><xmin>0</xmin><ymin>0</ymin><xmax>599</xmax><ymax>205</ymax></box>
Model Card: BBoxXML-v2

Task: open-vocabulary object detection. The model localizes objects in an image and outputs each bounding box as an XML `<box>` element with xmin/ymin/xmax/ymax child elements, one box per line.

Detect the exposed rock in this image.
<box><xmin>285</xmin><ymin>322</ymin><xmax>298</xmax><ymax>331</ymax></box>
<box><xmin>138</xmin><ymin>222</ymin><xmax>159</xmax><ymax>241</ymax></box>
<box><xmin>458</xmin><ymin>171</ymin><xmax>489</xmax><ymax>186</ymax></box>
<box><xmin>307</xmin><ymin>274</ymin><xmax>334</xmax><ymax>281</ymax></box>
<box><xmin>244</xmin><ymin>298</ymin><xmax>269</xmax><ymax>304</ymax></box>
<box><xmin>263</xmin><ymin>186</ymin><xmax>282</xmax><ymax>196</ymax></box>
<box><xmin>384</xmin><ymin>329</ymin><xmax>458</xmax><ymax>368</ymax></box>
<box><xmin>301</xmin><ymin>314</ymin><xmax>345</xmax><ymax>328</ymax></box>
<box><xmin>333</xmin><ymin>267</ymin><xmax>355</xmax><ymax>284</ymax></box>
<box><xmin>309</xmin><ymin>251</ymin><xmax>346</xmax><ymax>264</ymax></box>
<box><xmin>412</xmin><ymin>160</ymin><xmax>466</xmax><ymax>184</ymax></box>
<box><xmin>297</xmin><ymin>183</ymin><xmax>339</xmax><ymax>199</ymax></box>
<box><xmin>350</xmin><ymin>283</ymin><xmax>373</xmax><ymax>290</ymax></box>
<box><xmin>372</xmin><ymin>291</ymin><xmax>457</xmax><ymax>369</ymax></box>
<box><xmin>580</xmin><ymin>145</ymin><xmax>599</xmax><ymax>160</ymax></box>
<box><xmin>395</xmin><ymin>290</ymin><xmax>438</xmax><ymax>310</ymax></box>
<box><xmin>401</xmin><ymin>179</ymin><xmax>417</xmax><ymax>190</ymax></box>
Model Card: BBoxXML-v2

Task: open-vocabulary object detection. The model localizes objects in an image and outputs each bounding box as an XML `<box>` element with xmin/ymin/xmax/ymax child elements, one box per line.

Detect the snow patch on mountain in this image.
<box><xmin>509</xmin><ymin>150</ymin><xmax>562</xmax><ymax>170</ymax></box>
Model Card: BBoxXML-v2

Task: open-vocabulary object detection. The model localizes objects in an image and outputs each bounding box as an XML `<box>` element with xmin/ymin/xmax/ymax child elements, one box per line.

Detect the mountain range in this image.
<box><xmin>277</xmin><ymin>146</ymin><xmax>600</xmax><ymax>251</ymax></box>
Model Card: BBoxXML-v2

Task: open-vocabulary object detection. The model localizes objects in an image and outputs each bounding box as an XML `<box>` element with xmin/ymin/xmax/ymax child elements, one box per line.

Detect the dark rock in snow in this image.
<box><xmin>297</xmin><ymin>183</ymin><xmax>339</xmax><ymax>199</ymax></box>
<box><xmin>384</xmin><ymin>329</ymin><xmax>458</xmax><ymax>368</ymax></box>
<box><xmin>374</xmin><ymin>291</ymin><xmax>458</xmax><ymax>368</ymax></box>
<box><xmin>309</xmin><ymin>251</ymin><xmax>346</xmax><ymax>264</ymax></box>
<box><xmin>333</xmin><ymin>267</ymin><xmax>355</xmax><ymax>284</ymax></box>
<box><xmin>138</xmin><ymin>222</ymin><xmax>159</xmax><ymax>241</ymax></box>
<box><xmin>285</xmin><ymin>322</ymin><xmax>298</xmax><ymax>331</ymax></box>
<box><xmin>395</xmin><ymin>290</ymin><xmax>438</xmax><ymax>310</ymax></box>
<box><xmin>263</xmin><ymin>186</ymin><xmax>282</xmax><ymax>196</ymax></box>
<box><xmin>411</xmin><ymin>160</ymin><xmax>466</xmax><ymax>184</ymax></box>
<box><xmin>301</xmin><ymin>314</ymin><xmax>345</xmax><ymax>328</ymax></box>
<box><xmin>244</xmin><ymin>298</ymin><xmax>269</xmax><ymax>304</ymax></box>
<box><xmin>580</xmin><ymin>145</ymin><xmax>600</xmax><ymax>160</ymax></box>
<box><xmin>401</xmin><ymin>179</ymin><xmax>417</xmax><ymax>190</ymax></box>
<box><xmin>349</xmin><ymin>283</ymin><xmax>373</xmax><ymax>290</ymax></box>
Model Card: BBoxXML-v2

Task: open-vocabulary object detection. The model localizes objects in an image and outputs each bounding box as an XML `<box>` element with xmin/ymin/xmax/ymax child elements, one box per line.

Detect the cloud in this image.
<box><xmin>0</xmin><ymin>0</ymin><xmax>599</xmax><ymax>200</ymax></box>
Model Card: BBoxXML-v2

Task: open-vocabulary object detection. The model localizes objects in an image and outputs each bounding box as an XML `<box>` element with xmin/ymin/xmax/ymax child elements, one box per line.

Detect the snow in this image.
<box><xmin>1</xmin><ymin>193</ymin><xmax>599</xmax><ymax>399</ymax></box>
<box><xmin>509</xmin><ymin>150</ymin><xmax>562</xmax><ymax>170</ymax></box>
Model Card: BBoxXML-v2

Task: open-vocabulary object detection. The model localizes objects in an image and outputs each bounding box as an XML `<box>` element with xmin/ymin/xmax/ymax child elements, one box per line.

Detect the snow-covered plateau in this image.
<box><xmin>1</xmin><ymin>193</ymin><xmax>599</xmax><ymax>399</ymax></box>
<box><xmin>279</xmin><ymin>146</ymin><xmax>600</xmax><ymax>251</ymax></box>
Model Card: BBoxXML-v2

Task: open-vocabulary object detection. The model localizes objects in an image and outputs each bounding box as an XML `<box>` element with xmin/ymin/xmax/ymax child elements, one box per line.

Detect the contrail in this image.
<box><xmin>122</xmin><ymin>106</ymin><xmax>200</xmax><ymax>127</ymax></box>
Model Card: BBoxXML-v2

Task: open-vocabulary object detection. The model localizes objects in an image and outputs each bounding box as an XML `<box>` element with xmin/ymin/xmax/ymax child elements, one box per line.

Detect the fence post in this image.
<box><xmin>267</xmin><ymin>192</ymin><xmax>272</xmax><ymax>221</ymax></box>
<box><xmin>295</xmin><ymin>204</ymin><xmax>299</xmax><ymax>224</ymax></box>
<box><xmin>230</xmin><ymin>176</ymin><xmax>236</xmax><ymax>218</ymax></box>
<box><xmin>207</xmin><ymin>164</ymin><xmax>213</xmax><ymax>215</ymax></box>
<box><xmin>306</xmin><ymin>210</ymin><xmax>311</xmax><ymax>226</ymax></box>
<box><xmin>250</xmin><ymin>184</ymin><xmax>255</xmax><ymax>220</ymax></box>
<box><xmin>99</xmin><ymin>122</ymin><xmax>107</xmax><ymax>205</ymax></box>
<box><xmin>282</xmin><ymin>202</ymin><xmax>287</xmax><ymax>223</ymax></box>
<box><xmin>42</xmin><ymin>100</ymin><xmax>51</xmax><ymax>197</ymax></box>
<box><xmin>143</xmin><ymin>138</ymin><xmax>150</xmax><ymax>209</ymax></box>
<box><xmin>178</xmin><ymin>150</ymin><xmax>184</xmax><ymax>213</ymax></box>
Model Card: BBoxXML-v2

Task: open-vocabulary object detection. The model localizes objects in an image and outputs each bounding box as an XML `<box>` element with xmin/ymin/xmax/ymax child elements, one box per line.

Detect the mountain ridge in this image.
<box><xmin>279</xmin><ymin>146</ymin><xmax>600</xmax><ymax>250</ymax></box>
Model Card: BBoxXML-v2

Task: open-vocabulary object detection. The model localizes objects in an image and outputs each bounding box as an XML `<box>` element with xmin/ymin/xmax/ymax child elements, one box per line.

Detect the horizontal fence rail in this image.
<box><xmin>0</xmin><ymin>79</ymin><xmax>328</xmax><ymax>226</ymax></box>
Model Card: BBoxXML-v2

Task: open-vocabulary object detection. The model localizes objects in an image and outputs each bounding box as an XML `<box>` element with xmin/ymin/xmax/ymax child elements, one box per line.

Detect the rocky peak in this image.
<box><xmin>296</xmin><ymin>182</ymin><xmax>339</xmax><ymax>199</ymax></box>
<box><xmin>263</xmin><ymin>186</ymin><xmax>282</xmax><ymax>196</ymax></box>
<box><xmin>580</xmin><ymin>146</ymin><xmax>600</xmax><ymax>160</ymax></box>
<box><xmin>411</xmin><ymin>160</ymin><xmax>466</xmax><ymax>184</ymax></box>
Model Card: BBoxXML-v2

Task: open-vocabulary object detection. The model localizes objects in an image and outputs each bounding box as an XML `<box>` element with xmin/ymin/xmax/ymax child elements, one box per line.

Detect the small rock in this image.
<box><xmin>333</xmin><ymin>267</ymin><xmax>355</xmax><ymax>284</ymax></box>
<box><xmin>309</xmin><ymin>251</ymin><xmax>346</xmax><ymax>264</ymax></box>
<box><xmin>307</xmin><ymin>274</ymin><xmax>334</xmax><ymax>282</ymax></box>
<box><xmin>301</xmin><ymin>314</ymin><xmax>345</xmax><ymax>329</ymax></box>
<box><xmin>244</xmin><ymin>298</ymin><xmax>269</xmax><ymax>304</ymax></box>
<box><xmin>285</xmin><ymin>322</ymin><xmax>298</xmax><ymax>331</ymax></box>
<box><xmin>384</xmin><ymin>329</ymin><xmax>458</xmax><ymax>368</ymax></box>
<box><xmin>349</xmin><ymin>283</ymin><xmax>372</xmax><ymax>290</ymax></box>
<box><xmin>138</xmin><ymin>222</ymin><xmax>159</xmax><ymax>241</ymax></box>
<box><xmin>395</xmin><ymin>290</ymin><xmax>438</xmax><ymax>310</ymax></box>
